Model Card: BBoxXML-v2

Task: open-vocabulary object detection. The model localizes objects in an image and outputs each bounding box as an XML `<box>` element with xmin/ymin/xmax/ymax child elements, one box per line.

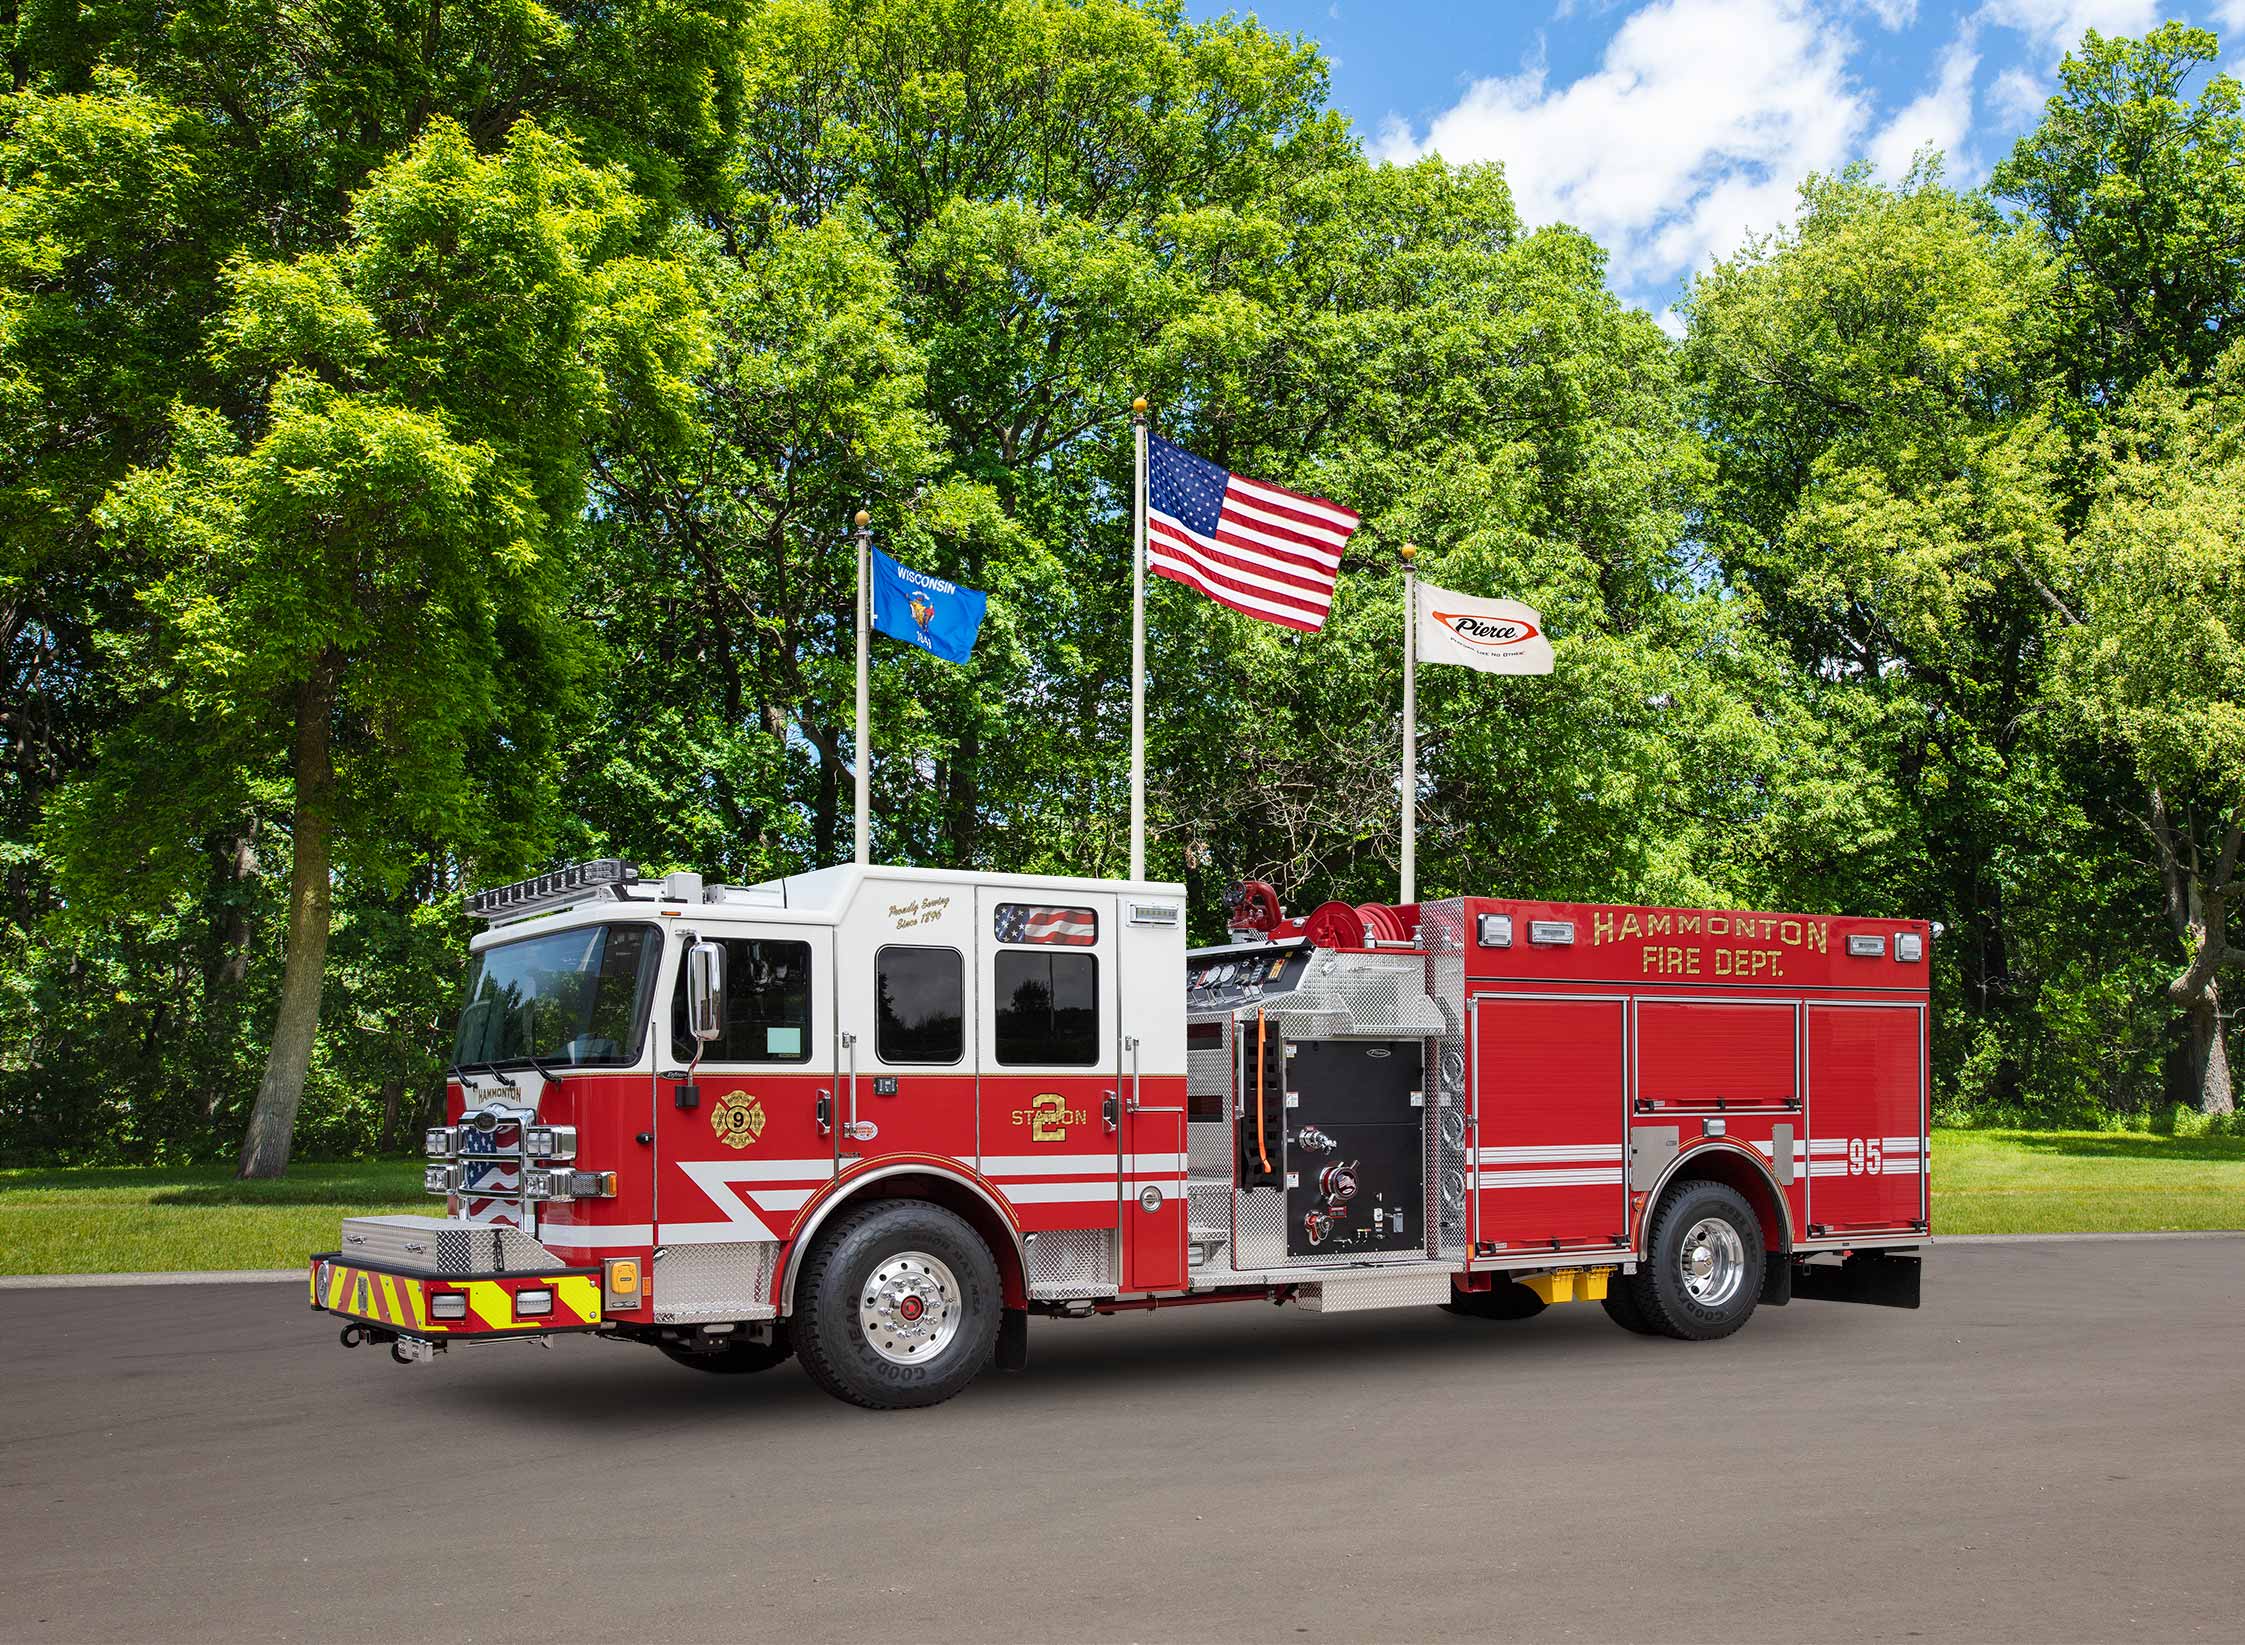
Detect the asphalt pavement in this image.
<box><xmin>3</xmin><ymin>1236</ymin><xmax>2241</xmax><ymax>1643</ymax></box>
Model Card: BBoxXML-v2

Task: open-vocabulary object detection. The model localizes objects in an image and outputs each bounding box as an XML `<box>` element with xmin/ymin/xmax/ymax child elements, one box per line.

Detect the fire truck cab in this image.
<box><xmin>310</xmin><ymin>859</ymin><xmax>1930</xmax><ymax>1409</ymax></box>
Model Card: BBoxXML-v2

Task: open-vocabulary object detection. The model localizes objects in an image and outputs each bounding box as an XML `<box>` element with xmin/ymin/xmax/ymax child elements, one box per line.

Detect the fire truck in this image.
<box><xmin>309</xmin><ymin>858</ymin><xmax>1930</xmax><ymax>1409</ymax></box>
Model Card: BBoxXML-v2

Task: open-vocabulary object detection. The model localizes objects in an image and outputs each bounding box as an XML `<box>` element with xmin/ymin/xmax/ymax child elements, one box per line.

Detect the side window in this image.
<box><xmin>876</xmin><ymin>946</ymin><xmax>964</xmax><ymax>1064</ymax></box>
<box><xmin>994</xmin><ymin>951</ymin><xmax>1099</xmax><ymax>1066</ymax></box>
<box><xmin>671</xmin><ymin>938</ymin><xmax>812</xmax><ymax>1064</ymax></box>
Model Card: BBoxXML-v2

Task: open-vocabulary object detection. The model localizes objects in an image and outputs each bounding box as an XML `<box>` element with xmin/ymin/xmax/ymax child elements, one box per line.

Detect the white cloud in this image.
<box><xmin>1859</xmin><ymin>0</ymin><xmax>1919</xmax><ymax>27</ymax></box>
<box><xmin>1868</xmin><ymin>31</ymin><xmax>1981</xmax><ymax>180</ymax></box>
<box><xmin>2215</xmin><ymin>1</ymin><xmax>2245</xmax><ymax>33</ymax></box>
<box><xmin>1988</xmin><ymin>63</ymin><xmax>2047</xmax><ymax>126</ymax></box>
<box><xmin>1977</xmin><ymin>1</ymin><xmax>2156</xmax><ymax>55</ymax></box>
<box><xmin>1374</xmin><ymin>0</ymin><xmax>1870</xmax><ymax>295</ymax></box>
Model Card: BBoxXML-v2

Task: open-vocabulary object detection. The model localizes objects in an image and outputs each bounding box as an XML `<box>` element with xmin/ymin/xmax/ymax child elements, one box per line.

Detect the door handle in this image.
<box><xmin>1101</xmin><ymin>1092</ymin><xmax>1118</xmax><ymax>1134</ymax></box>
<box><xmin>815</xmin><ymin>1091</ymin><xmax>832</xmax><ymax>1136</ymax></box>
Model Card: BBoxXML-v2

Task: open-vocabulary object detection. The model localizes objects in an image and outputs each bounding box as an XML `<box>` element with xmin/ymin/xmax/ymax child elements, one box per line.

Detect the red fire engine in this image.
<box><xmin>309</xmin><ymin>859</ymin><xmax>1929</xmax><ymax>1408</ymax></box>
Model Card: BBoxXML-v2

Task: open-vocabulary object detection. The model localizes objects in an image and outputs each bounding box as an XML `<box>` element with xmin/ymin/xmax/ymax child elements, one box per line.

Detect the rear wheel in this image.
<box><xmin>1621</xmin><ymin>1179</ymin><xmax>1764</xmax><ymax>1342</ymax></box>
<box><xmin>657</xmin><ymin>1327</ymin><xmax>793</xmax><ymax>1375</ymax></box>
<box><xmin>792</xmin><ymin>1200</ymin><xmax>1001</xmax><ymax>1409</ymax></box>
<box><xmin>1599</xmin><ymin>1275</ymin><xmax>1661</xmax><ymax>1335</ymax></box>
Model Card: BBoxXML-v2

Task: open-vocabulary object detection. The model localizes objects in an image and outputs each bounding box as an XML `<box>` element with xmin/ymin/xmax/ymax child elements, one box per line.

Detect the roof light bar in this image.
<box><xmin>466</xmin><ymin>859</ymin><xmax>642</xmax><ymax>921</ymax></box>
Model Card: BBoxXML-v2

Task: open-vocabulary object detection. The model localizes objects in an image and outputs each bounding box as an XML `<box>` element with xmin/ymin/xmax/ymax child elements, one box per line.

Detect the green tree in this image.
<box><xmin>1681</xmin><ymin>166</ymin><xmax>2167</xmax><ymax>1118</ymax></box>
<box><xmin>2044</xmin><ymin>345</ymin><xmax>2245</xmax><ymax>1113</ymax></box>
<box><xmin>52</xmin><ymin>121</ymin><xmax>702</xmax><ymax>1176</ymax></box>
<box><xmin>1992</xmin><ymin>23</ymin><xmax>2245</xmax><ymax>447</ymax></box>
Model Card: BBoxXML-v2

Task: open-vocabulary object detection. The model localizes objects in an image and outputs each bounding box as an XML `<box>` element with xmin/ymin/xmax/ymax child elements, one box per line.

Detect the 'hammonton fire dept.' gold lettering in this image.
<box><xmin>1589</xmin><ymin>909</ymin><xmax>1829</xmax><ymax>982</ymax></box>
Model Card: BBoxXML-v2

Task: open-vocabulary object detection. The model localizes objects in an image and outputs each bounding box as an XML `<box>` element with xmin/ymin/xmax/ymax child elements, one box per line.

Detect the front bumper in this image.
<box><xmin>309</xmin><ymin>1254</ymin><xmax>603</xmax><ymax>1340</ymax></box>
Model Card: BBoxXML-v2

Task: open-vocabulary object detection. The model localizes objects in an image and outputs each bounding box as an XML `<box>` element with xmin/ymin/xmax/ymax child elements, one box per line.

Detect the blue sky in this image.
<box><xmin>1188</xmin><ymin>2</ymin><xmax>2244</xmax><ymax>320</ymax></box>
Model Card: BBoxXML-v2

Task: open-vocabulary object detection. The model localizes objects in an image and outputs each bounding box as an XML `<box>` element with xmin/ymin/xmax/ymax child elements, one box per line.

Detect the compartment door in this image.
<box><xmin>1472</xmin><ymin>996</ymin><xmax>1627</xmax><ymax>1253</ymax></box>
<box><xmin>1806</xmin><ymin>1004</ymin><xmax>1926</xmax><ymax>1233</ymax></box>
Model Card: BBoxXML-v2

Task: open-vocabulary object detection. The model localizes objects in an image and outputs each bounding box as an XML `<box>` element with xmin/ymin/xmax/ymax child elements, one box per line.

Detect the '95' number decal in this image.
<box><xmin>1847</xmin><ymin>1137</ymin><xmax>1883</xmax><ymax>1175</ymax></box>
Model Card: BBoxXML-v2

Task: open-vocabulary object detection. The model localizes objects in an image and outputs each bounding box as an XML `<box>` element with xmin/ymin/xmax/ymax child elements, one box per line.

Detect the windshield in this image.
<box><xmin>452</xmin><ymin>924</ymin><xmax>660</xmax><ymax>1070</ymax></box>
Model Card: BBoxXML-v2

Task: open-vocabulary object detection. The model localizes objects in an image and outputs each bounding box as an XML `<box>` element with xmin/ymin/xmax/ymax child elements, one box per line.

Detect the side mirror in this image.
<box><xmin>686</xmin><ymin>940</ymin><xmax>725</xmax><ymax>1043</ymax></box>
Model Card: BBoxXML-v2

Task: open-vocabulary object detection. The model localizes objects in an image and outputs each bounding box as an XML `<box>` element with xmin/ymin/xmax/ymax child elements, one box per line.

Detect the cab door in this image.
<box><xmin>655</xmin><ymin>926</ymin><xmax>837</xmax><ymax>1247</ymax></box>
<box><xmin>974</xmin><ymin>890</ymin><xmax>1122</xmax><ymax>1253</ymax></box>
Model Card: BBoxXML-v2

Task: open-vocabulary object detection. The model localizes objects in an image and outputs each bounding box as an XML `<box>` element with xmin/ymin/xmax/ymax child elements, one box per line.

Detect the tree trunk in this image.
<box><xmin>377</xmin><ymin>1076</ymin><xmax>404</xmax><ymax>1154</ymax></box>
<box><xmin>2182</xmin><ymin>984</ymin><xmax>2235</xmax><ymax>1117</ymax></box>
<box><xmin>813</xmin><ymin>724</ymin><xmax>840</xmax><ymax>864</ymax></box>
<box><xmin>237</xmin><ymin>659</ymin><xmax>340</xmax><ymax>1179</ymax></box>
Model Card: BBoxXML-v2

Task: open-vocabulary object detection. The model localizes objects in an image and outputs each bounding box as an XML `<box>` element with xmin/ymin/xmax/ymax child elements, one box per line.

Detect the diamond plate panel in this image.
<box><xmin>1026</xmin><ymin>1227</ymin><xmax>1116</xmax><ymax>1298</ymax></box>
<box><xmin>336</xmin><ymin>1214</ymin><xmax>561</xmax><ymax>1275</ymax></box>
<box><xmin>654</xmin><ymin>1242</ymin><xmax>779</xmax><ymax>1323</ymax></box>
<box><xmin>1296</xmin><ymin>1268</ymin><xmax>1453</xmax><ymax>1313</ymax></box>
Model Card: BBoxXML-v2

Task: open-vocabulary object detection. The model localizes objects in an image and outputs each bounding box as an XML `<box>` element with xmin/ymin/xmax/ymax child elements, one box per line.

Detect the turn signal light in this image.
<box><xmin>424</xmin><ymin>1127</ymin><xmax>452</xmax><ymax>1158</ymax></box>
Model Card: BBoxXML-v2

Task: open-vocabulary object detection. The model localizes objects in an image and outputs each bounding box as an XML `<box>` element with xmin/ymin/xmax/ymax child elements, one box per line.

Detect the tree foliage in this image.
<box><xmin>1</xmin><ymin>4</ymin><xmax>2239</xmax><ymax>1165</ymax></box>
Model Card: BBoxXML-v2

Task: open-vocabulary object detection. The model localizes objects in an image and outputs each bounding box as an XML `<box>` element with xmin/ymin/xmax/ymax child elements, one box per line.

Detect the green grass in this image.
<box><xmin>0</xmin><ymin>1160</ymin><xmax>425</xmax><ymax>1275</ymax></box>
<box><xmin>1</xmin><ymin>1131</ymin><xmax>2239</xmax><ymax>1274</ymax></box>
<box><xmin>1929</xmin><ymin>1127</ymin><xmax>2245</xmax><ymax>1235</ymax></box>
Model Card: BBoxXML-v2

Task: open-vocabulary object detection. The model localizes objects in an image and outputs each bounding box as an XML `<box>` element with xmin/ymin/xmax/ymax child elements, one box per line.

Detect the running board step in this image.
<box><xmin>1296</xmin><ymin>1270</ymin><xmax>1453</xmax><ymax>1313</ymax></box>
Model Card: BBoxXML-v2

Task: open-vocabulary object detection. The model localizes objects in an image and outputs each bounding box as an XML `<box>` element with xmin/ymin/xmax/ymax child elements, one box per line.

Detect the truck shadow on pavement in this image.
<box><xmin>409</xmin><ymin>1304</ymin><xmax>1740</xmax><ymax>1428</ymax></box>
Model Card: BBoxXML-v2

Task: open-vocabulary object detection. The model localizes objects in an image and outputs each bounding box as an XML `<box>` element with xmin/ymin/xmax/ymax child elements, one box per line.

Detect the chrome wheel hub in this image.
<box><xmin>860</xmin><ymin>1251</ymin><xmax>962</xmax><ymax>1365</ymax></box>
<box><xmin>1677</xmin><ymin>1216</ymin><xmax>1746</xmax><ymax>1308</ymax></box>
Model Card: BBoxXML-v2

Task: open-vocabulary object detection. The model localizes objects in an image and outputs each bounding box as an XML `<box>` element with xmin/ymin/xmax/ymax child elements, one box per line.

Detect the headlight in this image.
<box><xmin>514</xmin><ymin>1288</ymin><xmax>553</xmax><ymax>1319</ymax></box>
<box><xmin>430</xmin><ymin>1292</ymin><xmax>468</xmax><ymax>1321</ymax></box>
<box><xmin>524</xmin><ymin>1125</ymin><xmax>577</xmax><ymax>1160</ymax></box>
<box><xmin>423</xmin><ymin>1163</ymin><xmax>458</xmax><ymax>1194</ymax></box>
<box><xmin>525</xmin><ymin>1167</ymin><xmax>615</xmax><ymax>1200</ymax></box>
<box><xmin>424</xmin><ymin>1127</ymin><xmax>452</xmax><ymax>1158</ymax></box>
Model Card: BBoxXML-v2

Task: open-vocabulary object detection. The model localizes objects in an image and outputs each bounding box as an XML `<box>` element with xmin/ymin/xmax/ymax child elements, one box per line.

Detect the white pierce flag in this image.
<box><xmin>1416</xmin><ymin>583</ymin><xmax>1554</xmax><ymax>675</ymax></box>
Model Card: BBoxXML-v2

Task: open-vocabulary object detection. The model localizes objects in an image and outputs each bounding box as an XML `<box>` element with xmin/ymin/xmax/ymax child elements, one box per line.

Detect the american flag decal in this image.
<box><xmin>1146</xmin><ymin>435</ymin><xmax>1360</xmax><ymax>633</ymax></box>
<box><xmin>994</xmin><ymin>903</ymin><xmax>1098</xmax><ymax>946</ymax></box>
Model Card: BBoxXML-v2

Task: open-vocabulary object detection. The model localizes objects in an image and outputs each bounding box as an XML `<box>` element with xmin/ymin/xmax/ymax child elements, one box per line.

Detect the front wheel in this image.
<box><xmin>792</xmin><ymin>1200</ymin><xmax>1001</xmax><ymax>1409</ymax></box>
<box><xmin>1621</xmin><ymin>1179</ymin><xmax>1764</xmax><ymax>1342</ymax></box>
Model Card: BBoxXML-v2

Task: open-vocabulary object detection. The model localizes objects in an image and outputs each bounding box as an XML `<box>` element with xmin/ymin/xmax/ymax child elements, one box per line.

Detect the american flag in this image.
<box><xmin>1147</xmin><ymin>435</ymin><xmax>1360</xmax><ymax>632</ymax></box>
<box><xmin>994</xmin><ymin>903</ymin><xmax>1098</xmax><ymax>946</ymax></box>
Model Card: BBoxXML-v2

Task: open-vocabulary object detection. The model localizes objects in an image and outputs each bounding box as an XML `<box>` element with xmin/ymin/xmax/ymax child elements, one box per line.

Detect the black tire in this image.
<box><xmin>791</xmin><ymin>1200</ymin><xmax>1001</xmax><ymax>1410</ymax></box>
<box><xmin>1443</xmin><ymin>1280</ymin><xmax>1548</xmax><ymax>1320</ymax></box>
<box><xmin>1623</xmin><ymin>1179</ymin><xmax>1765</xmax><ymax>1342</ymax></box>
<box><xmin>1599</xmin><ymin>1274</ymin><xmax>1662</xmax><ymax>1335</ymax></box>
<box><xmin>657</xmin><ymin>1326</ymin><xmax>794</xmax><ymax>1375</ymax></box>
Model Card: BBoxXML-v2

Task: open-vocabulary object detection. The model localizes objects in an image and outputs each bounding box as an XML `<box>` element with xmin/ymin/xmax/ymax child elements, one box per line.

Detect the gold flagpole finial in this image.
<box><xmin>854</xmin><ymin>509</ymin><xmax>869</xmax><ymax>529</ymax></box>
<box><xmin>1132</xmin><ymin>397</ymin><xmax>1148</xmax><ymax>416</ymax></box>
<box><xmin>1400</xmin><ymin>541</ymin><xmax>1418</xmax><ymax>562</ymax></box>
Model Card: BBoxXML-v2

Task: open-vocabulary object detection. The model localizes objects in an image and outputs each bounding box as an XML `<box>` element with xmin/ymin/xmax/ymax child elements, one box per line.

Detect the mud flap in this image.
<box><xmin>996</xmin><ymin>1307</ymin><xmax>1030</xmax><ymax>1372</ymax></box>
<box><xmin>1759</xmin><ymin>1256</ymin><xmax>1791</xmax><ymax>1307</ymax></box>
<box><xmin>1791</xmin><ymin>1251</ymin><xmax>1921</xmax><ymax>1309</ymax></box>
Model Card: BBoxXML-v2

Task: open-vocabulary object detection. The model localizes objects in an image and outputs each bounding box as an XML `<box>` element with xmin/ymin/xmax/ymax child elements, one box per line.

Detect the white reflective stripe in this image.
<box><xmin>1883</xmin><ymin>1137</ymin><xmax>1924</xmax><ymax>1151</ymax></box>
<box><xmin>1124</xmin><ymin>1178</ymin><xmax>1189</xmax><ymax>1196</ymax></box>
<box><xmin>1473</xmin><ymin>1169</ymin><xmax>1625</xmax><ymax>1187</ymax></box>
<box><xmin>1000</xmin><ymin>1181</ymin><xmax>1120</xmax><ymax>1204</ymax></box>
<box><xmin>1809</xmin><ymin>1139</ymin><xmax>1849</xmax><ymax>1154</ymax></box>
<box><xmin>660</xmin><ymin>1221</ymin><xmax>781</xmax><ymax>1246</ymax></box>
<box><xmin>1126</xmin><ymin>1152</ymin><xmax>1187</xmax><ymax>1172</ymax></box>
<box><xmin>682</xmin><ymin>1159</ymin><xmax>834</xmax><ymax>1181</ymax></box>
<box><xmin>672</xmin><ymin>1160</ymin><xmax>798</xmax><ymax>1240</ymax></box>
<box><xmin>1474</xmin><ymin>1145</ymin><xmax>1624</xmax><ymax>1162</ymax></box>
<box><xmin>747</xmin><ymin>1187</ymin><xmax>818</xmax><ymax>1211</ymax></box>
<box><xmin>536</xmin><ymin>1223</ymin><xmax>654</xmax><ymax>1248</ymax></box>
<box><xmin>978</xmin><ymin>1153</ymin><xmax>1115</xmax><ymax>1176</ymax></box>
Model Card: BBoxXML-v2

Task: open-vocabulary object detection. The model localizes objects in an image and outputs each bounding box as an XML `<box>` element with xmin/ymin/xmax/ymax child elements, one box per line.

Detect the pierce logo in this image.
<box><xmin>1433</xmin><ymin>611</ymin><xmax>1541</xmax><ymax>649</ymax></box>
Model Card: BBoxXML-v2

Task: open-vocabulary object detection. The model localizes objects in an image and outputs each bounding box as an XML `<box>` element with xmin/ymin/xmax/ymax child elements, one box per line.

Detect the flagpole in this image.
<box><xmin>1130</xmin><ymin>397</ymin><xmax>1148</xmax><ymax>884</ymax></box>
<box><xmin>1400</xmin><ymin>541</ymin><xmax>1418</xmax><ymax>905</ymax></box>
<box><xmin>854</xmin><ymin>508</ymin><xmax>871</xmax><ymax>867</ymax></box>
